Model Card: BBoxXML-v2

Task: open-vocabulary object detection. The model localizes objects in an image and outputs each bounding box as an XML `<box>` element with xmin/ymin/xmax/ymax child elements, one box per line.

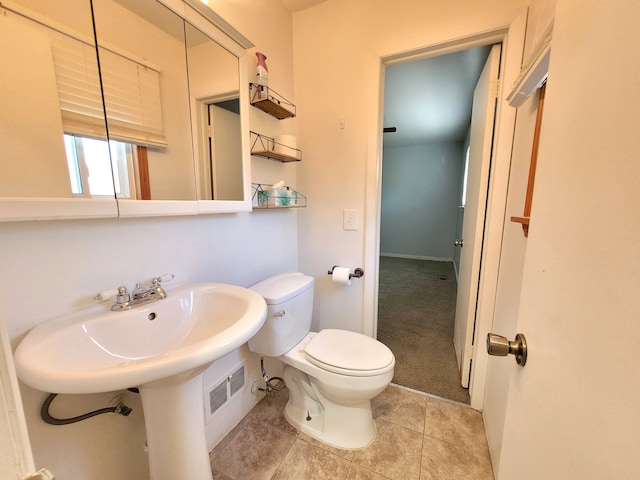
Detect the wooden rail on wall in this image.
<box><xmin>511</xmin><ymin>82</ymin><xmax>547</xmax><ymax>237</ymax></box>
<box><xmin>136</xmin><ymin>145</ymin><xmax>151</xmax><ymax>200</ymax></box>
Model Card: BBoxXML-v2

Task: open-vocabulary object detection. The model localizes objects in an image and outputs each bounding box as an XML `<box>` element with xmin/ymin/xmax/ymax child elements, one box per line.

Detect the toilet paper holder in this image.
<box><xmin>327</xmin><ymin>266</ymin><xmax>364</xmax><ymax>279</ymax></box>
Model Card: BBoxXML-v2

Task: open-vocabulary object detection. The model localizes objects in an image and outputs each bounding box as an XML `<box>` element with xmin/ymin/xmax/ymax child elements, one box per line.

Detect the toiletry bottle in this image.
<box><xmin>256</xmin><ymin>52</ymin><xmax>268</xmax><ymax>99</ymax></box>
<box><xmin>256</xmin><ymin>52</ymin><xmax>268</xmax><ymax>86</ymax></box>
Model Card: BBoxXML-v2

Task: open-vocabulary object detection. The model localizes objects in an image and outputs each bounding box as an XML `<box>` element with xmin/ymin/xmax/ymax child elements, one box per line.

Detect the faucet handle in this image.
<box><xmin>152</xmin><ymin>273</ymin><xmax>174</xmax><ymax>286</ymax></box>
<box><xmin>94</xmin><ymin>286</ymin><xmax>129</xmax><ymax>302</ymax></box>
<box><xmin>94</xmin><ymin>288</ymin><xmax>119</xmax><ymax>301</ymax></box>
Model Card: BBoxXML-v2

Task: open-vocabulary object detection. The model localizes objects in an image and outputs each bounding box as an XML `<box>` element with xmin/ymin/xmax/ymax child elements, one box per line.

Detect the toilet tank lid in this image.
<box><xmin>249</xmin><ymin>272</ymin><xmax>313</xmax><ymax>304</ymax></box>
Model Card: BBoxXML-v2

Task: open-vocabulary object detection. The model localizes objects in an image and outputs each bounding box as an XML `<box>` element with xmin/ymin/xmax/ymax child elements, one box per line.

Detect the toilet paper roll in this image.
<box><xmin>274</xmin><ymin>135</ymin><xmax>300</xmax><ymax>159</ymax></box>
<box><xmin>274</xmin><ymin>134</ymin><xmax>297</xmax><ymax>149</ymax></box>
<box><xmin>331</xmin><ymin>266</ymin><xmax>352</xmax><ymax>285</ymax></box>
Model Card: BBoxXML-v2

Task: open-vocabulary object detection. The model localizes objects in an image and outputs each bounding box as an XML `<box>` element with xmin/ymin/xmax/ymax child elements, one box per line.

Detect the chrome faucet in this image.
<box><xmin>94</xmin><ymin>274</ymin><xmax>174</xmax><ymax>311</ymax></box>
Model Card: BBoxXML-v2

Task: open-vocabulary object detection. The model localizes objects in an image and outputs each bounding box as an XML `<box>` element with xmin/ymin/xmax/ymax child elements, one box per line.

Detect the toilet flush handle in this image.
<box><xmin>273</xmin><ymin>310</ymin><xmax>286</xmax><ymax>317</ymax></box>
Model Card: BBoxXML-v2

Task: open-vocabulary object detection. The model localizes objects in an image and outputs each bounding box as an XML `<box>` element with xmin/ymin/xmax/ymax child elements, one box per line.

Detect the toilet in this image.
<box><xmin>248</xmin><ymin>272</ymin><xmax>395</xmax><ymax>449</ymax></box>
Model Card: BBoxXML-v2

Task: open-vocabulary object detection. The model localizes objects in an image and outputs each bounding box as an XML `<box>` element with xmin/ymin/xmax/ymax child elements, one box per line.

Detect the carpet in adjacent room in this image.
<box><xmin>377</xmin><ymin>256</ymin><xmax>470</xmax><ymax>404</ymax></box>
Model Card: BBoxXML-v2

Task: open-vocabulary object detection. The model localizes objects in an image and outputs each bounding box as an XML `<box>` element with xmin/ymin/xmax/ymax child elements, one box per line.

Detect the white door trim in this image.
<box><xmin>363</xmin><ymin>8</ymin><xmax>528</xmax><ymax>410</ymax></box>
<box><xmin>0</xmin><ymin>321</ymin><xmax>36</xmax><ymax>477</ymax></box>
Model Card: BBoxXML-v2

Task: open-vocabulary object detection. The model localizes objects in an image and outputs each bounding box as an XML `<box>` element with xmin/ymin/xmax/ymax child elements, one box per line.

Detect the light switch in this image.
<box><xmin>343</xmin><ymin>209</ymin><xmax>357</xmax><ymax>231</ymax></box>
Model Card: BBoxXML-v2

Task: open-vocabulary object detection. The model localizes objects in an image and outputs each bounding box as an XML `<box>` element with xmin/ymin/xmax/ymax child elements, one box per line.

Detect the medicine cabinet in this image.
<box><xmin>0</xmin><ymin>0</ymin><xmax>254</xmax><ymax>221</ymax></box>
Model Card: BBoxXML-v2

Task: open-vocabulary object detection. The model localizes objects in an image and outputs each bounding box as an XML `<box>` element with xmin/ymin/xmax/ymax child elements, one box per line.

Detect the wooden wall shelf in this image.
<box><xmin>250</xmin><ymin>83</ymin><xmax>296</xmax><ymax>119</ymax></box>
<box><xmin>250</xmin><ymin>131</ymin><xmax>301</xmax><ymax>163</ymax></box>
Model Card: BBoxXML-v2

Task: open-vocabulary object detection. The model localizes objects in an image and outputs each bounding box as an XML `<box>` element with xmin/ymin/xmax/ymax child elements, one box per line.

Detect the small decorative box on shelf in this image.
<box><xmin>250</xmin><ymin>83</ymin><xmax>296</xmax><ymax>119</ymax></box>
<box><xmin>252</xmin><ymin>183</ymin><xmax>307</xmax><ymax>209</ymax></box>
<box><xmin>250</xmin><ymin>131</ymin><xmax>301</xmax><ymax>163</ymax></box>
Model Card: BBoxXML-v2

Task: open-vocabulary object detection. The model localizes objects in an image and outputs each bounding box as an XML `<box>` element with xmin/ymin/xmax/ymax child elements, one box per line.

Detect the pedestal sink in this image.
<box><xmin>14</xmin><ymin>283</ymin><xmax>267</xmax><ymax>480</ymax></box>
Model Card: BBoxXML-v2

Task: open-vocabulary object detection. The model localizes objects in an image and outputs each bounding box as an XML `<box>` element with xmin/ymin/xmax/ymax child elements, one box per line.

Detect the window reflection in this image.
<box><xmin>64</xmin><ymin>135</ymin><xmax>136</xmax><ymax>198</ymax></box>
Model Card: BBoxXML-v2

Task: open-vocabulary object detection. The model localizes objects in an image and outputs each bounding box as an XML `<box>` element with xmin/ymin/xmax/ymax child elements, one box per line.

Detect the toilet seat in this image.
<box><xmin>304</xmin><ymin>329</ymin><xmax>394</xmax><ymax>377</ymax></box>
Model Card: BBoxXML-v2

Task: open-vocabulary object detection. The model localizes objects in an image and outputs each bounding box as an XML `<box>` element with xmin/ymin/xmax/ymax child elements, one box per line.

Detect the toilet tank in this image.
<box><xmin>247</xmin><ymin>272</ymin><xmax>314</xmax><ymax>356</ymax></box>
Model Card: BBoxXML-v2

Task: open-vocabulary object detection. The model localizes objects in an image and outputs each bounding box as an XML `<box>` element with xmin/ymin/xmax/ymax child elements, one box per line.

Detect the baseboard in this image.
<box><xmin>380</xmin><ymin>253</ymin><xmax>454</xmax><ymax>263</ymax></box>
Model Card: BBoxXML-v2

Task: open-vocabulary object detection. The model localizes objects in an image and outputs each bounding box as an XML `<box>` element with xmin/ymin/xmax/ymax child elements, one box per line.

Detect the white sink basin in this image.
<box><xmin>15</xmin><ymin>283</ymin><xmax>267</xmax><ymax>394</ymax></box>
<box><xmin>14</xmin><ymin>282</ymin><xmax>267</xmax><ymax>480</ymax></box>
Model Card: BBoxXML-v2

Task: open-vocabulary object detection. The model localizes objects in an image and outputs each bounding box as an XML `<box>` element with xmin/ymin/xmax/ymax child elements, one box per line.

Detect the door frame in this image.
<box><xmin>0</xmin><ymin>321</ymin><xmax>36</xmax><ymax>477</ymax></box>
<box><xmin>364</xmin><ymin>10</ymin><xmax>527</xmax><ymax>410</ymax></box>
<box><xmin>193</xmin><ymin>91</ymin><xmax>240</xmax><ymax>201</ymax></box>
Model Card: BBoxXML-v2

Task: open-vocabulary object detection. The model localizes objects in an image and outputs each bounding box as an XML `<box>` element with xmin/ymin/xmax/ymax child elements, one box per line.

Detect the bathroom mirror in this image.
<box><xmin>0</xmin><ymin>0</ymin><xmax>117</xmax><ymax>220</ymax></box>
<box><xmin>93</xmin><ymin>0</ymin><xmax>198</xmax><ymax>216</ymax></box>
<box><xmin>185</xmin><ymin>22</ymin><xmax>244</xmax><ymax>202</ymax></box>
<box><xmin>0</xmin><ymin>0</ymin><xmax>253</xmax><ymax>221</ymax></box>
<box><xmin>182</xmin><ymin>2</ymin><xmax>253</xmax><ymax>214</ymax></box>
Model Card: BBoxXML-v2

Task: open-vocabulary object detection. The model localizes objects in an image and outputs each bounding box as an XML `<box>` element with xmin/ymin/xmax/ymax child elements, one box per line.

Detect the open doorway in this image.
<box><xmin>377</xmin><ymin>44</ymin><xmax>498</xmax><ymax>404</ymax></box>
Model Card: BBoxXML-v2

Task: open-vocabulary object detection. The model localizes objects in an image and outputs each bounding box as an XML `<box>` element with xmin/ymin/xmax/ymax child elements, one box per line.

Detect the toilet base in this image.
<box><xmin>283</xmin><ymin>366</ymin><xmax>377</xmax><ymax>449</ymax></box>
<box><xmin>284</xmin><ymin>400</ymin><xmax>376</xmax><ymax>450</ymax></box>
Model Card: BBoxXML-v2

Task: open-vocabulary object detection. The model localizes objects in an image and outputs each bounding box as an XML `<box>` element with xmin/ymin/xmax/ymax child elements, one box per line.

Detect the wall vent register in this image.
<box><xmin>207</xmin><ymin>364</ymin><xmax>245</xmax><ymax>416</ymax></box>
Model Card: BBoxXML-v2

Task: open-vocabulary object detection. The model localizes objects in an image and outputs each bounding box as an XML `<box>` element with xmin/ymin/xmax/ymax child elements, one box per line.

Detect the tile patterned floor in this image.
<box><xmin>209</xmin><ymin>385</ymin><xmax>493</xmax><ymax>480</ymax></box>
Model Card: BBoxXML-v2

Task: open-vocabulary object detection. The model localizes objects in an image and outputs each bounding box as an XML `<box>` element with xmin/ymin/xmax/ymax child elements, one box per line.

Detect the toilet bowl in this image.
<box><xmin>248</xmin><ymin>272</ymin><xmax>395</xmax><ymax>449</ymax></box>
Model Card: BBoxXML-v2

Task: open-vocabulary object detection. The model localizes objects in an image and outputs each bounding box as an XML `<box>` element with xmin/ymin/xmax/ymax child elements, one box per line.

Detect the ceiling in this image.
<box><xmin>383</xmin><ymin>46</ymin><xmax>491</xmax><ymax>148</ymax></box>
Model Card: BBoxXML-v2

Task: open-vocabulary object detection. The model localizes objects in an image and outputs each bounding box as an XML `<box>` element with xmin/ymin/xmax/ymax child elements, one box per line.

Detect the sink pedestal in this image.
<box><xmin>139</xmin><ymin>368</ymin><xmax>212</xmax><ymax>480</ymax></box>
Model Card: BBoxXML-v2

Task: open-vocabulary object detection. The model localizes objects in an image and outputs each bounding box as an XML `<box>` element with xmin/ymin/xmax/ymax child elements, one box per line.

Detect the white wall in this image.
<box><xmin>380</xmin><ymin>142</ymin><xmax>463</xmax><ymax>260</ymax></box>
<box><xmin>1</xmin><ymin>1</ymin><xmax>297</xmax><ymax>479</ymax></box>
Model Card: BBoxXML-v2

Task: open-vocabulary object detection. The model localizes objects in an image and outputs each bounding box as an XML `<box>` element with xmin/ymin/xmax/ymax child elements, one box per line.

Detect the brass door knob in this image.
<box><xmin>486</xmin><ymin>333</ymin><xmax>527</xmax><ymax>366</ymax></box>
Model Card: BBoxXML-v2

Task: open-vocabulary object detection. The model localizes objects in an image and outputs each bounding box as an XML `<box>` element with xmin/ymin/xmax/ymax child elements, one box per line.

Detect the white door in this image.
<box><xmin>453</xmin><ymin>44</ymin><xmax>501</xmax><ymax>388</ymax></box>
<box><xmin>208</xmin><ymin>104</ymin><xmax>243</xmax><ymax>201</ymax></box>
<box><xmin>1</xmin><ymin>324</ymin><xmax>37</xmax><ymax>478</ymax></box>
<box><xmin>493</xmin><ymin>1</ymin><xmax>640</xmax><ymax>478</ymax></box>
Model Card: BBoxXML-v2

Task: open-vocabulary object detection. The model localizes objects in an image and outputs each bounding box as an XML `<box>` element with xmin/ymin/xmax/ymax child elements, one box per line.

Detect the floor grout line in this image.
<box><xmin>390</xmin><ymin>382</ymin><xmax>474</xmax><ymax>409</ymax></box>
